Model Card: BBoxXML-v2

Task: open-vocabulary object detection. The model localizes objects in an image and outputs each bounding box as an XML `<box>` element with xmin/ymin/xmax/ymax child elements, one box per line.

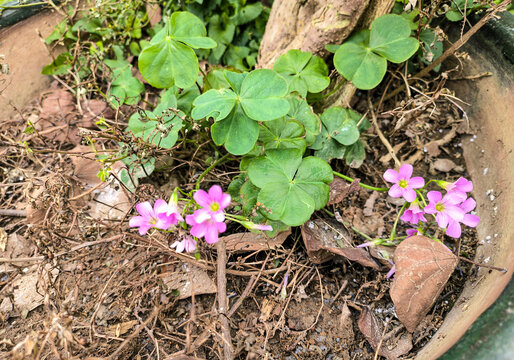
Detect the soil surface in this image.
<box><xmin>0</xmin><ymin>74</ymin><xmax>482</xmax><ymax>359</ymax></box>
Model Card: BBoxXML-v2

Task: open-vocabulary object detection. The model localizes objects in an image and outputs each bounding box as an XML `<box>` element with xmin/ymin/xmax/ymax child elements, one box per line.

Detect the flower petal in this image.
<box><xmin>204</xmin><ymin>223</ymin><xmax>220</xmax><ymax>244</ymax></box>
<box><xmin>444</xmin><ymin>192</ymin><xmax>466</xmax><ymax>205</ymax></box>
<box><xmin>400</xmin><ymin>210</ymin><xmax>413</xmax><ymax>223</ymax></box>
<box><xmin>424</xmin><ymin>203</ymin><xmax>437</xmax><ymax>214</ymax></box>
<box><xmin>212</xmin><ymin>211</ymin><xmax>225</xmax><ymax>223</ymax></box>
<box><xmin>138</xmin><ymin>225</ymin><xmax>152</xmax><ymax>236</ymax></box>
<box><xmin>455</xmin><ymin>177</ymin><xmax>473</xmax><ymax>193</ymax></box>
<box><xmin>383</xmin><ymin>169</ymin><xmax>400</xmax><ymax>183</ymax></box>
<box><xmin>136</xmin><ymin>202</ymin><xmax>154</xmax><ymax>219</ymax></box>
<box><xmin>154</xmin><ymin>199</ymin><xmax>168</xmax><ymax>215</ymax></box>
<box><xmin>155</xmin><ymin>215</ymin><xmax>173</xmax><ymax>230</ymax></box>
<box><xmin>459</xmin><ymin>198</ymin><xmax>476</xmax><ymax>213</ymax></box>
<box><xmin>217</xmin><ymin>221</ymin><xmax>227</xmax><ymax>234</ymax></box>
<box><xmin>462</xmin><ymin>214</ymin><xmax>480</xmax><ymax>227</ymax></box>
<box><xmin>129</xmin><ymin>216</ymin><xmax>149</xmax><ymax>228</ymax></box>
<box><xmin>409</xmin><ymin>176</ymin><xmax>425</xmax><ymax>189</ymax></box>
<box><xmin>186</xmin><ymin>214</ymin><xmax>196</xmax><ymax>226</ymax></box>
<box><xmin>193</xmin><ymin>189</ymin><xmax>211</xmax><ymax>208</ymax></box>
<box><xmin>190</xmin><ymin>222</ymin><xmax>207</xmax><ymax>239</ymax></box>
<box><xmin>398</xmin><ymin>164</ymin><xmax>413</xmax><ymax>179</ymax></box>
<box><xmin>445</xmin><ymin>205</ymin><xmax>465</xmax><ymax>222</ymax></box>
<box><xmin>194</xmin><ymin>209</ymin><xmax>212</xmax><ymax>223</ymax></box>
<box><xmin>402</xmin><ymin>188</ymin><xmax>417</xmax><ymax>202</ymax></box>
<box><xmin>437</xmin><ymin>212</ymin><xmax>449</xmax><ymax>228</ymax></box>
<box><xmin>446</xmin><ymin>220</ymin><xmax>462</xmax><ymax>238</ymax></box>
<box><xmin>208</xmin><ymin>185</ymin><xmax>223</xmax><ymax>203</ymax></box>
<box><xmin>388</xmin><ymin>184</ymin><xmax>403</xmax><ymax>198</ymax></box>
<box><xmin>220</xmin><ymin>193</ymin><xmax>231</xmax><ymax>209</ymax></box>
<box><xmin>427</xmin><ymin>191</ymin><xmax>442</xmax><ymax>204</ymax></box>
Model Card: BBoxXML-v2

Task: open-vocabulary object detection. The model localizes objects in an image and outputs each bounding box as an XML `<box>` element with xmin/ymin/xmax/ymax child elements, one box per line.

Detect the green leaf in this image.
<box><xmin>322</xmin><ymin>107</ymin><xmax>360</xmax><ymax>146</ymax></box>
<box><xmin>104</xmin><ymin>46</ymin><xmax>130</xmax><ymax>70</ymax></box>
<box><xmin>239</xmin><ymin>69</ymin><xmax>290</xmax><ymax>121</ymax></box>
<box><xmin>119</xmin><ymin>156</ymin><xmax>155</xmax><ymax>193</ymax></box>
<box><xmin>191</xmin><ymin>88</ymin><xmax>237</xmax><ymax>121</ymax></box>
<box><xmin>138</xmin><ymin>12</ymin><xmax>216</xmax><ymax>89</ymax></box>
<box><xmin>240</xmin><ymin>179</ymin><xmax>260</xmax><ymax>216</ymax></box>
<box><xmin>223</xmin><ymin>70</ymin><xmax>247</xmax><ymax>94</ymax></box>
<box><xmin>223</xmin><ymin>44</ymin><xmax>251</xmax><ymax>71</ymax></box>
<box><xmin>204</xmin><ymin>69</ymin><xmax>231</xmax><ymax>90</ymax></box>
<box><xmin>334</xmin><ymin>42</ymin><xmax>387</xmax><ymax>90</ymax></box>
<box><xmin>259</xmin><ymin>118</ymin><xmax>307</xmax><ymax>153</ymax></box>
<box><xmin>419</xmin><ymin>28</ymin><xmax>443</xmax><ymax>71</ymax></box>
<box><xmin>211</xmin><ymin>105</ymin><xmax>259</xmax><ymax>155</ymax></box>
<box><xmin>109</xmin><ymin>66</ymin><xmax>145</xmax><ymax>107</ymax></box>
<box><xmin>233</xmin><ymin>2</ymin><xmax>263</xmax><ymax>25</ymax></box>
<box><xmin>247</xmin><ymin>149</ymin><xmax>332</xmax><ymax>226</ymax></box>
<box><xmin>41</xmin><ymin>52</ymin><xmax>73</xmax><ymax>75</ymax></box>
<box><xmin>369</xmin><ymin>14</ymin><xmax>420</xmax><ymax>63</ymax></box>
<box><xmin>273</xmin><ymin>49</ymin><xmax>330</xmax><ymax>97</ymax></box>
<box><xmin>286</xmin><ymin>96</ymin><xmax>321</xmax><ymax>146</ymax></box>
<box><xmin>345</xmin><ymin>140</ymin><xmax>366</xmax><ymax>168</ymax></box>
<box><xmin>127</xmin><ymin>89</ymin><xmax>183</xmax><ymax>149</ymax></box>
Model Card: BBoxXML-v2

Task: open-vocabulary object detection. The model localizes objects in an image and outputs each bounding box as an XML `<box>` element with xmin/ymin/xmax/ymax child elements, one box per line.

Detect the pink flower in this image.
<box><xmin>158</xmin><ymin>189</ymin><xmax>184</xmax><ymax>225</ymax></box>
<box><xmin>441</xmin><ymin>177</ymin><xmax>473</xmax><ymax>198</ymax></box>
<box><xmin>406</xmin><ymin>228</ymin><xmax>421</xmax><ymax>237</ymax></box>
<box><xmin>171</xmin><ymin>236</ymin><xmax>197</xmax><ymax>253</ymax></box>
<box><xmin>446</xmin><ymin>197</ymin><xmax>480</xmax><ymax>238</ymax></box>
<box><xmin>424</xmin><ymin>191</ymin><xmax>466</xmax><ymax>235</ymax></box>
<box><xmin>242</xmin><ymin>221</ymin><xmax>273</xmax><ymax>232</ymax></box>
<box><xmin>192</xmin><ymin>185</ymin><xmax>231</xmax><ymax>223</ymax></box>
<box><xmin>186</xmin><ymin>213</ymin><xmax>227</xmax><ymax>244</ymax></box>
<box><xmin>383</xmin><ymin>164</ymin><xmax>425</xmax><ymax>202</ymax></box>
<box><xmin>186</xmin><ymin>185</ymin><xmax>231</xmax><ymax>244</ymax></box>
<box><xmin>386</xmin><ymin>261</ymin><xmax>396</xmax><ymax>279</ymax></box>
<box><xmin>129</xmin><ymin>200</ymin><xmax>173</xmax><ymax>235</ymax></box>
<box><xmin>400</xmin><ymin>201</ymin><xmax>427</xmax><ymax>224</ymax></box>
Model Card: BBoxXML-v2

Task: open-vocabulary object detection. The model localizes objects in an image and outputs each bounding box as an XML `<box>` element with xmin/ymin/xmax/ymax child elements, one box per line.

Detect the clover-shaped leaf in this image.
<box><xmin>138</xmin><ymin>12</ymin><xmax>216</xmax><ymax>89</ymax></box>
<box><xmin>119</xmin><ymin>155</ymin><xmax>155</xmax><ymax>193</ymax></box>
<box><xmin>128</xmin><ymin>89</ymin><xmax>183</xmax><ymax>149</ymax></box>
<box><xmin>334</xmin><ymin>15</ymin><xmax>419</xmax><ymax>90</ymax></box>
<box><xmin>191</xmin><ymin>88</ymin><xmax>238</xmax><ymax>122</ymax></box>
<box><xmin>273</xmin><ymin>49</ymin><xmax>330</xmax><ymax>97</ymax></box>
<box><xmin>286</xmin><ymin>96</ymin><xmax>321</xmax><ymax>146</ymax></box>
<box><xmin>248</xmin><ymin>149</ymin><xmax>333</xmax><ymax>226</ymax></box>
<box><xmin>259</xmin><ymin>118</ymin><xmax>306</xmax><ymax>153</ymax></box>
<box><xmin>310</xmin><ymin>107</ymin><xmax>367</xmax><ymax>162</ymax></box>
<box><xmin>345</xmin><ymin>140</ymin><xmax>366</xmax><ymax>168</ymax></box>
<box><xmin>211</xmin><ymin>105</ymin><xmax>259</xmax><ymax>155</ymax></box>
<box><xmin>109</xmin><ymin>66</ymin><xmax>145</xmax><ymax>107</ymax></box>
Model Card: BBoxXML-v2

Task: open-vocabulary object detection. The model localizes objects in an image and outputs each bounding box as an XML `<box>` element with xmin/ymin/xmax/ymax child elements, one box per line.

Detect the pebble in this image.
<box><xmin>483</xmin><ymin>168</ymin><xmax>489</xmax><ymax>175</ymax></box>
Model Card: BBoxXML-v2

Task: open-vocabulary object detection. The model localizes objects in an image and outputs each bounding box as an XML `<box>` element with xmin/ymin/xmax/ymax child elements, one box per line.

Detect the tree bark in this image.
<box><xmin>257</xmin><ymin>0</ymin><xmax>370</xmax><ymax>69</ymax></box>
<box><xmin>258</xmin><ymin>0</ymin><xmax>396</xmax><ymax>107</ymax></box>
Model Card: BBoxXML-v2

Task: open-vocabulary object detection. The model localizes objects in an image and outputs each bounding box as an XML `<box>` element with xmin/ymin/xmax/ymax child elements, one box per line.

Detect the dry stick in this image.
<box><xmin>458</xmin><ymin>256</ymin><xmax>507</xmax><ymax>273</ymax></box>
<box><xmin>216</xmin><ymin>239</ymin><xmax>234</xmax><ymax>360</ymax></box>
<box><xmin>368</xmin><ymin>96</ymin><xmax>401</xmax><ymax>167</ymax></box>
<box><xmin>0</xmin><ymin>209</ymin><xmax>26</xmax><ymax>217</ymax></box>
<box><xmin>379</xmin><ymin>0</ymin><xmax>511</xmax><ymax>105</ymax></box>
<box><xmin>107</xmin><ymin>306</ymin><xmax>161</xmax><ymax>360</ymax></box>
<box><xmin>374</xmin><ymin>317</ymin><xmax>392</xmax><ymax>360</ymax></box>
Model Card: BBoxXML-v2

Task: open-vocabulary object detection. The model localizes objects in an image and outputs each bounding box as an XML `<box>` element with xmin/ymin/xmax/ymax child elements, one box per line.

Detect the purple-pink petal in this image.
<box><xmin>193</xmin><ymin>209</ymin><xmax>212</xmax><ymax>223</ymax></box>
<box><xmin>190</xmin><ymin>221</ymin><xmax>207</xmax><ymax>239</ymax></box>
<box><xmin>436</xmin><ymin>212</ymin><xmax>449</xmax><ymax>228</ymax></box>
<box><xmin>212</xmin><ymin>211</ymin><xmax>225</xmax><ymax>223</ymax></box>
<box><xmin>455</xmin><ymin>177</ymin><xmax>473</xmax><ymax>192</ymax></box>
<box><xmin>398</xmin><ymin>164</ymin><xmax>413</xmax><ymax>179</ymax></box>
<box><xmin>424</xmin><ymin>203</ymin><xmax>437</xmax><ymax>214</ymax></box>
<box><xmin>220</xmin><ymin>193</ymin><xmax>231</xmax><ymax>209</ymax></box>
<box><xmin>136</xmin><ymin>202</ymin><xmax>154</xmax><ymax>218</ymax></box>
<box><xmin>444</xmin><ymin>205</ymin><xmax>465</xmax><ymax>222</ymax></box>
<box><xmin>462</xmin><ymin>214</ymin><xmax>480</xmax><ymax>227</ymax></box>
<box><xmin>409</xmin><ymin>176</ymin><xmax>425</xmax><ymax>189</ymax></box>
<box><xmin>444</xmin><ymin>192</ymin><xmax>467</xmax><ymax>205</ymax></box>
<box><xmin>406</xmin><ymin>229</ymin><xmax>419</xmax><ymax>237</ymax></box>
<box><xmin>193</xmin><ymin>189</ymin><xmax>211</xmax><ymax>208</ymax></box>
<box><xmin>129</xmin><ymin>216</ymin><xmax>149</xmax><ymax>228</ymax></box>
<box><xmin>383</xmin><ymin>169</ymin><xmax>400</xmax><ymax>183</ymax></box>
<box><xmin>204</xmin><ymin>222</ymin><xmax>220</xmax><ymax>244</ymax></box>
<box><xmin>402</xmin><ymin>187</ymin><xmax>417</xmax><ymax>202</ymax></box>
<box><xmin>427</xmin><ymin>191</ymin><xmax>442</xmax><ymax>204</ymax></box>
<box><xmin>154</xmin><ymin>199</ymin><xmax>168</xmax><ymax>215</ymax></box>
<box><xmin>446</xmin><ymin>220</ymin><xmax>462</xmax><ymax>238</ymax></box>
<box><xmin>208</xmin><ymin>185</ymin><xmax>223</xmax><ymax>203</ymax></box>
<box><xmin>459</xmin><ymin>198</ymin><xmax>476</xmax><ymax>213</ymax></box>
<box><xmin>388</xmin><ymin>184</ymin><xmax>403</xmax><ymax>198</ymax></box>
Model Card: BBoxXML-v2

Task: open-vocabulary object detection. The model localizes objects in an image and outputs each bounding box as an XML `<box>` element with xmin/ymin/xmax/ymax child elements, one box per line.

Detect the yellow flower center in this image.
<box><xmin>210</xmin><ymin>202</ymin><xmax>220</xmax><ymax>212</ymax></box>
<box><xmin>436</xmin><ymin>203</ymin><xmax>444</xmax><ymax>212</ymax></box>
<box><xmin>399</xmin><ymin>180</ymin><xmax>408</xmax><ymax>188</ymax></box>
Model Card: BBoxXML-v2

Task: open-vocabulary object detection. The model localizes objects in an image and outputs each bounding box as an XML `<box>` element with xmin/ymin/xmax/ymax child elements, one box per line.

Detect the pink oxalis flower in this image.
<box><xmin>400</xmin><ymin>201</ymin><xmax>427</xmax><ymax>224</ymax></box>
<box><xmin>440</xmin><ymin>177</ymin><xmax>473</xmax><ymax>198</ymax></box>
<box><xmin>158</xmin><ymin>189</ymin><xmax>184</xmax><ymax>226</ymax></box>
<box><xmin>383</xmin><ymin>164</ymin><xmax>425</xmax><ymax>202</ymax></box>
<box><xmin>186</xmin><ymin>185</ymin><xmax>231</xmax><ymax>244</ymax></box>
<box><xmin>129</xmin><ymin>200</ymin><xmax>173</xmax><ymax>235</ymax></box>
<box><xmin>445</xmin><ymin>197</ymin><xmax>480</xmax><ymax>238</ymax></box>
<box><xmin>424</xmin><ymin>191</ymin><xmax>467</xmax><ymax>237</ymax></box>
<box><xmin>171</xmin><ymin>235</ymin><xmax>197</xmax><ymax>253</ymax></box>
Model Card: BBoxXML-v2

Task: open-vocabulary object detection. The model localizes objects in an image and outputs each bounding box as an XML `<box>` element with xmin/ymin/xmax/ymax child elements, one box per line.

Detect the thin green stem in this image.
<box><xmin>195</xmin><ymin>153</ymin><xmax>231</xmax><ymax>190</ymax></box>
<box><xmin>390</xmin><ymin>202</ymin><xmax>407</xmax><ymax>242</ymax></box>
<box><xmin>333</xmin><ymin>171</ymin><xmax>389</xmax><ymax>192</ymax></box>
<box><xmin>415</xmin><ymin>189</ymin><xmax>428</xmax><ymax>207</ymax></box>
<box><xmin>319</xmin><ymin>79</ymin><xmax>346</xmax><ymax>99</ymax></box>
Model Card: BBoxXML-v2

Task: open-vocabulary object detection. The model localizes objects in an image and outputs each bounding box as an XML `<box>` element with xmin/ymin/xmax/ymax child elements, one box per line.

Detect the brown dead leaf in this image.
<box><xmin>341</xmin><ymin>207</ymin><xmax>385</xmax><ymax>237</ymax></box>
<box><xmin>216</xmin><ymin>230</ymin><xmax>290</xmax><ymax>252</ymax></box>
<box><xmin>380</xmin><ymin>141</ymin><xmax>407</xmax><ymax>166</ymax></box>
<box><xmin>358</xmin><ymin>307</ymin><xmax>413</xmax><ymax>360</ymax></box>
<box><xmin>424</xmin><ymin>127</ymin><xmax>457</xmax><ymax>157</ymax></box>
<box><xmin>146</xmin><ymin>3</ymin><xmax>162</xmax><ymax>26</ymax></box>
<box><xmin>81</xmin><ymin>99</ymin><xmax>114</xmax><ymax>123</ymax></box>
<box><xmin>41</xmin><ymin>89</ymin><xmax>75</xmax><ymax>116</ymax></box>
<box><xmin>161</xmin><ymin>262</ymin><xmax>216</xmax><ymax>300</ymax></box>
<box><xmin>106</xmin><ymin>320</ymin><xmax>139</xmax><ymax>337</ymax></box>
<box><xmin>390</xmin><ymin>235</ymin><xmax>458</xmax><ymax>332</ymax></box>
<box><xmin>301</xmin><ymin>219</ymin><xmax>379</xmax><ymax>269</ymax></box>
<box><xmin>0</xmin><ymin>228</ymin><xmax>7</xmax><ymax>251</ymax></box>
<box><xmin>433</xmin><ymin>158</ymin><xmax>457</xmax><ymax>172</ymax></box>
<box><xmin>0</xmin><ymin>233</ymin><xmax>35</xmax><ymax>269</ymax></box>
<box><xmin>328</xmin><ymin>177</ymin><xmax>360</xmax><ymax>205</ymax></box>
<box><xmin>336</xmin><ymin>302</ymin><xmax>354</xmax><ymax>343</ymax></box>
<box><xmin>363</xmin><ymin>191</ymin><xmax>379</xmax><ymax>217</ymax></box>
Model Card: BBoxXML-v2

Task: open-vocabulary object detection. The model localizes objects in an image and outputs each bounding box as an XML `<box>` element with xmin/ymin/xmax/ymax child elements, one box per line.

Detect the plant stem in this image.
<box><xmin>415</xmin><ymin>189</ymin><xmax>428</xmax><ymax>207</ymax></box>
<box><xmin>333</xmin><ymin>171</ymin><xmax>389</xmax><ymax>192</ymax></box>
<box><xmin>390</xmin><ymin>202</ymin><xmax>407</xmax><ymax>242</ymax></box>
<box><xmin>195</xmin><ymin>153</ymin><xmax>231</xmax><ymax>190</ymax></box>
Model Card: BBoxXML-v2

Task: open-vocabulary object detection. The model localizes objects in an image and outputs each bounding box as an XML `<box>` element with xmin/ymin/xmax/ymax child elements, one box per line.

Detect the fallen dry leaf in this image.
<box><xmin>146</xmin><ymin>3</ymin><xmax>162</xmax><ymax>26</ymax></box>
<box><xmin>380</xmin><ymin>141</ymin><xmax>407</xmax><ymax>165</ymax></box>
<box><xmin>0</xmin><ymin>228</ymin><xmax>7</xmax><ymax>251</ymax></box>
<box><xmin>363</xmin><ymin>191</ymin><xmax>379</xmax><ymax>217</ymax></box>
<box><xmin>301</xmin><ymin>219</ymin><xmax>379</xmax><ymax>269</ymax></box>
<box><xmin>341</xmin><ymin>206</ymin><xmax>385</xmax><ymax>237</ymax></box>
<box><xmin>81</xmin><ymin>99</ymin><xmax>114</xmax><ymax>123</ymax></box>
<box><xmin>433</xmin><ymin>158</ymin><xmax>457</xmax><ymax>172</ymax></box>
<box><xmin>390</xmin><ymin>235</ymin><xmax>458</xmax><ymax>332</ymax></box>
<box><xmin>41</xmin><ymin>89</ymin><xmax>75</xmax><ymax>116</ymax></box>
<box><xmin>424</xmin><ymin>127</ymin><xmax>457</xmax><ymax>158</ymax></box>
<box><xmin>106</xmin><ymin>320</ymin><xmax>139</xmax><ymax>337</ymax></box>
<box><xmin>358</xmin><ymin>307</ymin><xmax>413</xmax><ymax>360</ymax></box>
<box><xmin>328</xmin><ymin>177</ymin><xmax>360</xmax><ymax>205</ymax></box>
<box><xmin>336</xmin><ymin>302</ymin><xmax>354</xmax><ymax>343</ymax></box>
<box><xmin>161</xmin><ymin>262</ymin><xmax>216</xmax><ymax>300</ymax></box>
<box><xmin>216</xmin><ymin>230</ymin><xmax>290</xmax><ymax>252</ymax></box>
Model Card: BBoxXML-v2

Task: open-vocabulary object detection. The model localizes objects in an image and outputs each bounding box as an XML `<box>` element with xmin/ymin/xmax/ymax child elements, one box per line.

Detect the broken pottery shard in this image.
<box><xmin>161</xmin><ymin>262</ymin><xmax>216</xmax><ymax>300</ymax></box>
<box><xmin>301</xmin><ymin>219</ymin><xmax>379</xmax><ymax>269</ymax></box>
<box><xmin>390</xmin><ymin>235</ymin><xmax>458</xmax><ymax>332</ymax></box>
<box><xmin>358</xmin><ymin>307</ymin><xmax>413</xmax><ymax>360</ymax></box>
<box><xmin>216</xmin><ymin>230</ymin><xmax>290</xmax><ymax>252</ymax></box>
